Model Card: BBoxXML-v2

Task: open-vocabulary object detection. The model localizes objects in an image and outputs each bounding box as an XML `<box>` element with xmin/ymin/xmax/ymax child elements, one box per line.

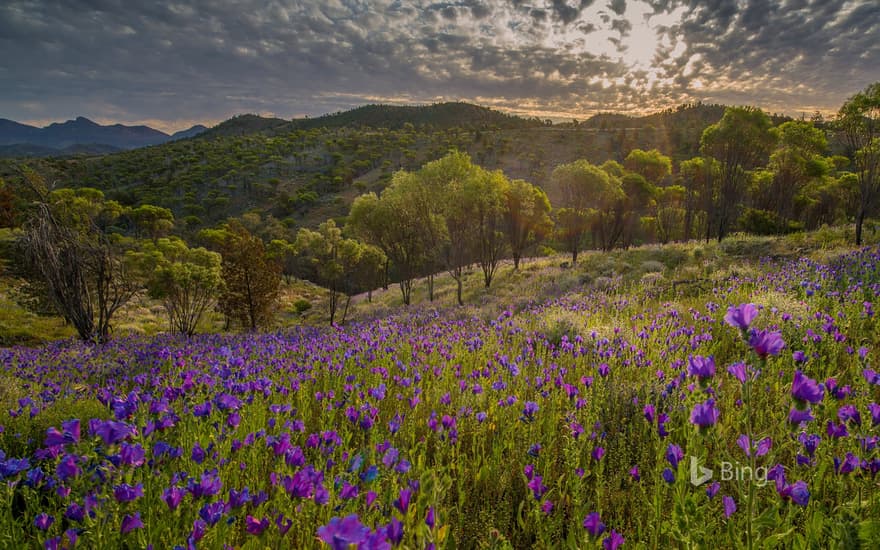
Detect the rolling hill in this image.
<box><xmin>1</xmin><ymin>102</ymin><xmax>730</xmax><ymax>238</ymax></box>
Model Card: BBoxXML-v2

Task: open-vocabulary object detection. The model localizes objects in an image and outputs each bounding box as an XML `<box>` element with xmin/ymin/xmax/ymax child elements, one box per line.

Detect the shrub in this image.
<box><xmin>541</xmin><ymin>316</ymin><xmax>578</xmax><ymax>347</ymax></box>
<box><xmin>738</xmin><ymin>208</ymin><xmax>803</xmax><ymax>235</ymax></box>
<box><xmin>293</xmin><ymin>299</ymin><xmax>312</xmax><ymax>314</ymax></box>
<box><xmin>640</xmin><ymin>260</ymin><xmax>665</xmax><ymax>273</ymax></box>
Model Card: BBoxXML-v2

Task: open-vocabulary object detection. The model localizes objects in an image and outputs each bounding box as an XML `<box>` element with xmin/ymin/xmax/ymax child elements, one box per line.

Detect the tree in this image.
<box><xmin>348</xmin><ymin>173</ymin><xmax>440</xmax><ymax>305</ymax></box>
<box><xmin>501</xmin><ymin>178</ymin><xmax>552</xmax><ymax>270</ymax></box>
<box><xmin>761</xmin><ymin>121</ymin><xmax>828</xmax><ymax>225</ymax></box>
<box><xmin>129</xmin><ymin>204</ymin><xmax>174</xmax><ymax>242</ymax></box>
<box><xmin>350</xmin><ymin>243</ymin><xmax>386</xmax><ymax>305</ymax></box>
<box><xmin>555</xmin><ymin>208</ymin><xmax>589</xmax><ymax>264</ymax></box>
<box><xmin>135</xmin><ymin>237</ymin><xmax>222</xmax><ymax>336</ymax></box>
<box><xmin>701</xmin><ymin>107</ymin><xmax>778</xmax><ymax>241</ymax></box>
<box><xmin>654</xmin><ymin>185</ymin><xmax>686</xmax><ymax>244</ymax></box>
<box><xmin>202</xmin><ymin>220</ymin><xmax>281</xmax><ymax>331</ymax></box>
<box><xmin>267</xmin><ymin>239</ymin><xmax>298</xmax><ymax>284</ymax></box>
<box><xmin>836</xmin><ymin>82</ymin><xmax>880</xmax><ymax>245</ymax></box>
<box><xmin>551</xmin><ymin>160</ymin><xmax>624</xmax><ymax>261</ymax></box>
<box><xmin>606</xmin><ymin>172</ymin><xmax>655</xmax><ymax>249</ymax></box>
<box><xmin>418</xmin><ymin>152</ymin><xmax>477</xmax><ymax>305</ymax></box>
<box><xmin>18</xmin><ymin>182</ymin><xmax>140</xmax><ymax>343</ymax></box>
<box><xmin>624</xmin><ymin>149</ymin><xmax>672</xmax><ymax>185</ymax></box>
<box><xmin>469</xmin><ymin>169</ymin><xmax>508</xmax><ymax>288</ymax></box>
<box><xmin>679</xmin><ymin>156</ymin><xmax>720</xmax><ymax>241</ymax></box>
<box><xmin>0</xmin><ymin>178</ymin><xmax>16</xmax><ymax>229</ymax></box>
<box><xmin>294</xmin><ymin>220</ymin><xmax>385</xmax><ymax>324</ymax></box>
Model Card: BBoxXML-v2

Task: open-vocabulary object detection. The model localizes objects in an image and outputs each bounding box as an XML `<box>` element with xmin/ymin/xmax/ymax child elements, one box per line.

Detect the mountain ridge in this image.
<box><xmin>0</xmin><ymin>117</ymin><xmax>208</xmax><ymax>153</ymax></box>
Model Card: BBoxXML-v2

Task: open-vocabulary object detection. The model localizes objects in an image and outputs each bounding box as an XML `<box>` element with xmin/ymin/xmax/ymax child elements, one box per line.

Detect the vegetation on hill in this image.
<box><xmin>0</xmin><ymin>83</ymin><xmax>877</xmax><ymax>339</ymax></box>
<box><xmin>287</xmin><ymin>102</ymin><xmax>547</xmax><ymax>131</ymax></box>
<box><xmin>0</xmin><ymin>102</ymin><xmax>732</xmax><ymax>236</ymax></box>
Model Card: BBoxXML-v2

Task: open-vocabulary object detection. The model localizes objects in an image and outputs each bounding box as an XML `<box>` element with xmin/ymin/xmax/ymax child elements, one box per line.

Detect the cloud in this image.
<box><xmin>0</xmin><ymin>0</ymin><xmax>876</xmax><ymax>131</ymax></box>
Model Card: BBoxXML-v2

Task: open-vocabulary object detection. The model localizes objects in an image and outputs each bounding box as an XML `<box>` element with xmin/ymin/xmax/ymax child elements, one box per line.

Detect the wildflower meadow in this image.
<box><xmin>1</xmin><ymin>244</ymin><xmax>879</xmax><ymax>549</ymax></box>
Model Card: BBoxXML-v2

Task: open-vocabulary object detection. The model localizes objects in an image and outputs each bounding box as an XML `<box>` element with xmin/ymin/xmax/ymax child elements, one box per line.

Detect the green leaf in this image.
<box><xmin>858</xmin><ymin>520</ymin><xmax>880</xmax><ymax>545</ymax></box>
<box><xmin>760</xmin><ymin>528</ymin><xmax>794</xmax><ymax>549</ymax></box>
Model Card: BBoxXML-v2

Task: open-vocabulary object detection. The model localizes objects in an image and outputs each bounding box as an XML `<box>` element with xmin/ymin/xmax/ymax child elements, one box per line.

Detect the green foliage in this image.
<box><xmin>133</xmin><ymin>237</ymin><xmax>223</xmax><ymax>335</ymax></box>
<box><xmin>738</xmin><ymin>208</ymin><xmax>803</xmax><ymax>235</ymax></box>
<box><xmin>293</xmin><ymin>298</ymin><xmax>312</xmax><ymax>314</ymax></box>
<box><xmin>551</xmin><ymin>159</ymin><xmax>624</xmax><ymax>259</ymax></box>
<box><xmin>502</xmin><ymin>178</ymin><xmax>553</xmax><ymax>269</ymax></box>
<box><xmin>0</xmin><ymin>389</ymin><xmax>109</xmax><ymax>456</ymax></box>
<box><xmin>294</xmin><ymin>219</ymin><xmax>386</xmax><ymax>324</ymax></box>
<box><xmin>129</xmin><ymin>204</ymin><xmax>174</xmax><ymax>241</ymax></box>
<box><xmin>17</xmin><ymin>181</ymin><xmax>142</xmax><ymax>342</ymax></box>
<box><xmin>203</xmin><ymin>220</ymin><xmax>281</xmax><ymax>330</ymax></box>
<box><xmin>701</xmin><ymin>107</ymin><xmax>779</xmax><ymax>241</ymax></box>
<box><xmin>836</xmin><ymin>82</ymin><xmax>880</xmax><ymax>244</ymax></box>
<box><xmin>348</xmin><ymin>172</ymin><xmax>444</xmax><ymax>305</ymax></box>
<box><xmin>624</xmin><ymin>148</ymin><xmax>672</xmax><ymax>185</ymax></box>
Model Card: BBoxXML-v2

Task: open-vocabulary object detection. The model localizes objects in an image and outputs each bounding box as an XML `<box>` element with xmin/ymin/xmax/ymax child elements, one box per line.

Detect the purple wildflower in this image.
<box><xmin>690</xmin><ymin>399</ymin><xmax>720</xmax><ymax>428</ymax></box>
<box><xmin>113</xmin><ymin>483</ymin><xmax>143</xmax><ymax>503</ymax></box>
<box><xmin>722</xmin><ymin>495</ymin><xmax>736</xmax><ymax>518</ymax></box>
<box><xmin>120</xmin><ymin>513</ymin><xmax>143</xmax><ymax>534</ymax></box>
<box><xmin>748</xmin><ymin>330</ymin><xmax>785</xmax><ymax>358</ymax></box>
<box><xmin>317</xmin><ymin>515</ymin><xmax>370</xmax><ymax>550</ymax></box>
<box><xmin>706</xmin><ymin>482</ymin><xmax>720</xmax><ymax>499</ymax></box>
<box><xmin>724</xmin><ymin>303</ymin><xmax>758</xmax><ymax>330</ymax></box>
<box><xmin>583</xmin><ymin>512</ymin><xmax>606</xmax><ymax>537</ymax></box>
<box><xmin>687</xmin><ymin>355</ymin><xmax>716</xmax><ymax>380</ymax></box>
<box><xmin>34</xmin><ymin>513</ymin><xmax>54</xmax><ymax>531</ymax></box>
<box><xmin>791</xmin><ymin>371</ymin><xmax>824</xmax><ymax>406</ymax></box>
<box><xmin>521</xmin><ymin>401</ymin><xmax>539</xmax><ymax>422</ymax></box>
<box><xmin>666</xmin><ymin>444</ymin><xmax>684</xmax><ymax>468</ymax></box>
<box><xmin>603</xmin><ymin>530</ymin><xmax>625</xmax><ymax>550</ymax></box>
<box><xmin>199</xmin><ymin>501</ymin><xmax>226</xmax><ymax>526</ymax></box>
<box><xmin>245</xmin><ymin>515</ymin><xmax>270</xmax><ymax>535</ymax></box>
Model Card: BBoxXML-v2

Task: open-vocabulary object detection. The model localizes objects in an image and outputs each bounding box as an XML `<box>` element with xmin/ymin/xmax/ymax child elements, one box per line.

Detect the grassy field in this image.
<box><xmin>0</xmin><ymin>225</ymin><xmax>879</xmax><ymax>548</ymax></box>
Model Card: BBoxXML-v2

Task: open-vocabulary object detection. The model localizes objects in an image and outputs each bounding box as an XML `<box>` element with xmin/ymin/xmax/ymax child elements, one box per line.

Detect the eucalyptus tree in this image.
<box><xmin>701</xmin><ymin>107</ymin><xmax>778</xmax><ymax>242</ymax></box>
<box><xmin>836</xmin><ymin>82</ymin><xmax>880</xmax><ymax>245</ymax></box>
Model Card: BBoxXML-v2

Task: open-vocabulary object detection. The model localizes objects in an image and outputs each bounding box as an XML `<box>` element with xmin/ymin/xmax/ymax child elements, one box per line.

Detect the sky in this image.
<box><xmin>1</xmin><ymin>0</ymin><xmax>878</xmax><ymax>133</ymax></box>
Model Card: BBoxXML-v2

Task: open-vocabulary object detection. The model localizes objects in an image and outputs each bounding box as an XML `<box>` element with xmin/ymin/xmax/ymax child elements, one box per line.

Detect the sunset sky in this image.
<box><xmin>1</xmin><ymin>0</ymin><xmax>878</xmax><ymax>133</ymax></box>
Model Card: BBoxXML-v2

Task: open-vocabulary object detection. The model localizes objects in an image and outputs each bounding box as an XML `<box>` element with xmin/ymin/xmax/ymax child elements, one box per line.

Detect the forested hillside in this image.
<box><xmin>0</xmin><ymin>102</ymin><xmax>731</xmax><ymax>235</ymax></box>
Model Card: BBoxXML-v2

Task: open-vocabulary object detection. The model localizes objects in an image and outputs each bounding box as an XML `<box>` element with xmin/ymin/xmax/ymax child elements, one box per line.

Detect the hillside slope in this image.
<box><xmin>0</xmin><ymin>103</ymin><xmax>726</xmax><ymax>235</ymax></box>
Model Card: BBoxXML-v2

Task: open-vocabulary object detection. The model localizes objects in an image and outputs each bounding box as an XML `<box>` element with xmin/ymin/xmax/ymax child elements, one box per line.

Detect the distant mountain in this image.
<box><xmin>0</xmin><ymin>119</ymin><xmax>41</xmax><ymax>144</ymax></box>
<box><xmin>170</xmin><ymin>125</ymin><xmax>209</xmax><ymax>141</ymax></box>
<box><xmin>0</xmin><ymin>117</ymin><xmax>208</xmax><ymax>155</ymax></box>
<box><xmin>287</xmin><ymin>102</ymin><xmax>545</xmax><ymax>131</ymax></box>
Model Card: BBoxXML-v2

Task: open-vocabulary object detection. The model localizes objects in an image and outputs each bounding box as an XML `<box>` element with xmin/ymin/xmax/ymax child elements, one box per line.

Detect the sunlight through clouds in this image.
<box><xmin>0</xmin><ymin>0</ymin><xmax>876</xmax><ymax>128</ymax></box>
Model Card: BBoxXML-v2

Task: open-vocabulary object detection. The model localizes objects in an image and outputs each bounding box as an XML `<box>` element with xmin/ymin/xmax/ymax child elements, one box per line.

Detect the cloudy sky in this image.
<box><xmin>1</xmin><ymin>0</ymin><xmax>878</xmax><ymax>133</ymax></box>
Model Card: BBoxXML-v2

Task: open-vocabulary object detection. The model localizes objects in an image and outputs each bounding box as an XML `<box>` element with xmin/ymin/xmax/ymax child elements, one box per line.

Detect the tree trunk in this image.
<box><xmin>400</xmin><ymin>279</ymin><xmax>412</xmax><ymax>305</ymax></box>
<box><xmin>856</xmin><ymin>208</ymin><xmax>865</xmax><ymax>246</ymax></box>
<box><xmin>329</xmin><ymin>289</ymin><xmax>337</xmax><ymax>325</ymax></box>
<box><xmin>340</xmin><ymin>295</ymin><xmax>351</xmax><ymax>325</ymax></box>
<box><xmin>683</xmin><ymin>200</ymin><xmax>693</xmax><ymax>241</ymax></box>
<box><xmin>456</xmin><ymin>278</ymin><xmax>463</xmax><ymax>306</ymax></box>
<box><xmin>428</xmin><ymin>273</ymin><xmax>434</xmax><ymax>302</ymax></box>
